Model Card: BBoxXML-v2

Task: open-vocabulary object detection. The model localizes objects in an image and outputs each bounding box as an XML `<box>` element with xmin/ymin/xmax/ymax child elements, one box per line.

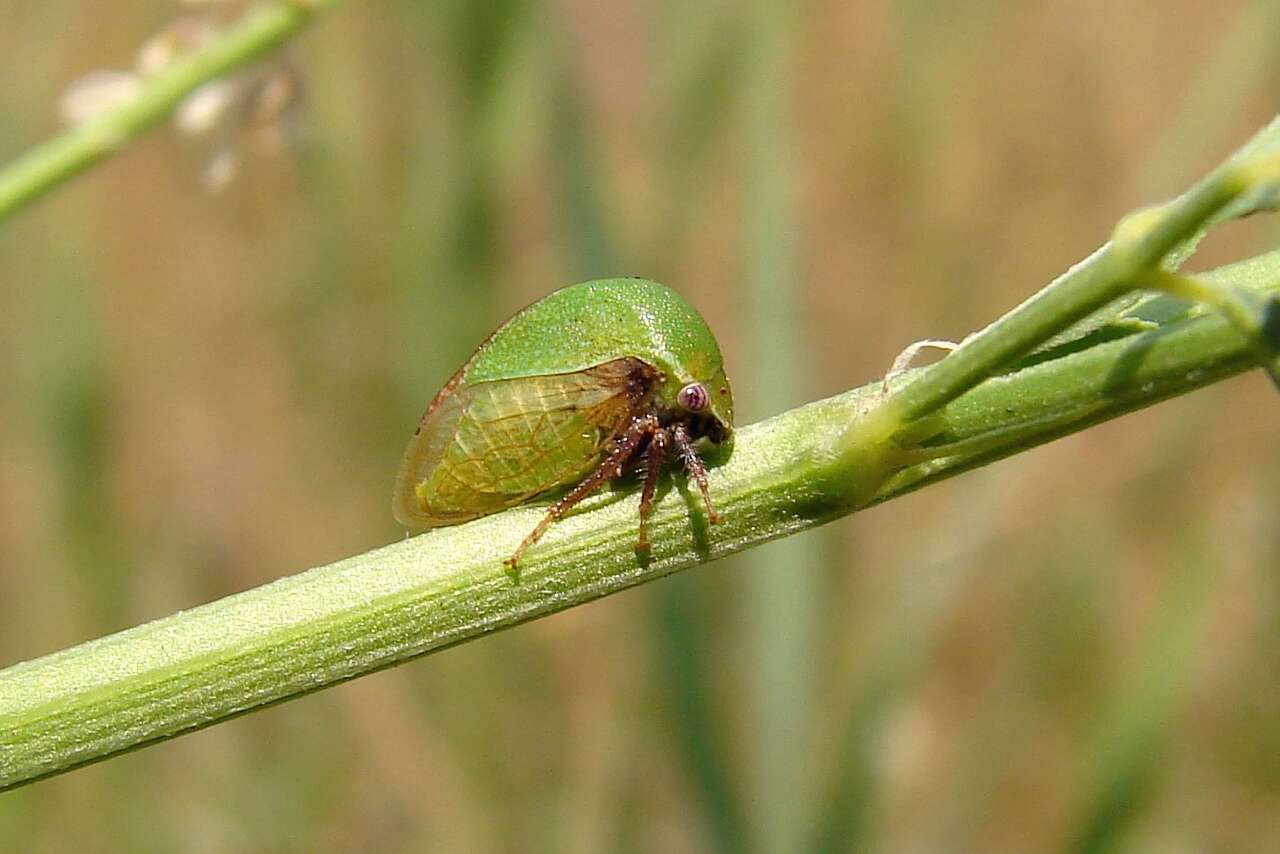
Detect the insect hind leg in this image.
<box><xmin>505</xmin><ymin>413</ymin><xmax>659</xmax><ymax>570</ymax></box>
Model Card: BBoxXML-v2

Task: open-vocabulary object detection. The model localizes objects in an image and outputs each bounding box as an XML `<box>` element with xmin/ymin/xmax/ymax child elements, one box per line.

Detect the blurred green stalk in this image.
<box><xmin>740</xmin><ymin>2</ymin><xmax>820</xmax><ymax>852</ymax></box>
<box><xmin>0</xmin><ymin>0</ymin><xmax>342</xmax><ymax>223</ymax></box>
<box><xmin>648</xmin><ymin>8</ymin><xmax>754</xmax><ymax>850</ymax></box>
<box><xmin>1066</xmin><ymin>533</ymin><xmax>1214</xmax><ymax>854</ymax></box>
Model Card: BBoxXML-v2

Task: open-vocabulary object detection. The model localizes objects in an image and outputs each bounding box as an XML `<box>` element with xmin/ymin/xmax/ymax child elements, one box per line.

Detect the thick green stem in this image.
<box><xmin>0</xmin><ymin>0</ymin><xmax>342</xmax><ymax>223</ymax></box>
<box><xmin>2</xmin><ymin>250</ymin><xmax>1278</xmax><ymax>791</ymax></box>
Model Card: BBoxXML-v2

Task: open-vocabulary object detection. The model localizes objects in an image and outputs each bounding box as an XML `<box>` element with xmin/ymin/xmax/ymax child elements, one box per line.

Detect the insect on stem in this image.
<box><xmin>395</xmin><ymin>279</ymin><xmax>735</xmax><ymax>573</ymax></box>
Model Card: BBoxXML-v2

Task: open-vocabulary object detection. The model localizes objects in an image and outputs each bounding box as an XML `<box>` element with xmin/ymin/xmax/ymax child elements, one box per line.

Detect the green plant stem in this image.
<box><xmin>0</xmin><ymin>0</ymin><xmax>342</xmax><ymax>223</ymax></box>
<box><xmin>2</xmin><ymin>248</ymin><xmax>1278</xmax><ymax>791</ymax></box>
<box><xmin>850</xmin><ymin>145</ymin><xmax>1280</xmax><ymax>455</ymax></box>
<box><xmin>1140</xmin><ymin>267</ymin><xmax>1280</xmax><ymax>386</ymax></box>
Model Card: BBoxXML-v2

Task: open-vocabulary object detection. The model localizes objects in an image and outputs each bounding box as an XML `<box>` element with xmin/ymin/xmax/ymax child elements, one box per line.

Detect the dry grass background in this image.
<box><xmin>1</xmin><ymin>1</ymin><xmax>1279</xmax><ymax>851</ymax></box>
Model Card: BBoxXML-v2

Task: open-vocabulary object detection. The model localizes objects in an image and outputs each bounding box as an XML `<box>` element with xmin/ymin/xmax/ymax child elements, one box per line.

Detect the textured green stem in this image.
<box><xmin>0</xmin><ymin>0</ymin><xmax>341</xmax><ymax>223</ymax></box>
<box><xmin>2</xmin><ymin>247</ymin><xmax>1278</xmax><ymax>791</ymax></box>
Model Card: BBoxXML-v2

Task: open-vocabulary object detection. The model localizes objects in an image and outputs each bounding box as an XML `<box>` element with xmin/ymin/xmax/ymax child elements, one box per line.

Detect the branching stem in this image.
<box><xmin>838</xmin><ymin>145</ymin><xmax>1280</xmax><ymax>500</ymax></box>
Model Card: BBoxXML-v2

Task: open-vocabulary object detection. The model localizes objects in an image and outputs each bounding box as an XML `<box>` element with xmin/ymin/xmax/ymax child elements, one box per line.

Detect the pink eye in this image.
<box><xmin>677</xmin><ymin>382</ymin><xmax>709</xmax><ymax>412</ymax></box>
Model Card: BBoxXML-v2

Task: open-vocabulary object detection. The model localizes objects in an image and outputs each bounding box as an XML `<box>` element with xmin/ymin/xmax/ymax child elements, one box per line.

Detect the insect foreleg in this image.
<box><xmin>672</xmin><ymin>424</ymin><xmax>721</xmax><ymax>525</ymax></box>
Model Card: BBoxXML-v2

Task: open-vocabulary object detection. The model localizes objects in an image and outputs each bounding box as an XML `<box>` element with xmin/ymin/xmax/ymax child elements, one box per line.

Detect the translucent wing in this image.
<box><xmin>393</xmin><ymin>357</ymin><xmax>650</xmax><ymax>527</ymax></box>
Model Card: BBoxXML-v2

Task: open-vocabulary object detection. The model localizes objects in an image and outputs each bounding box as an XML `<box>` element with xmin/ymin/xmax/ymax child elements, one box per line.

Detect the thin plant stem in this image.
<box><xmin>838</xmin><ymin>141</ymin><xmax>1280</xmax><ymax>490</ymax></box>
<box><xmin>0</xmin><ymin>0</ymin><xmax>342</xmax><ymax>224</ymax></box>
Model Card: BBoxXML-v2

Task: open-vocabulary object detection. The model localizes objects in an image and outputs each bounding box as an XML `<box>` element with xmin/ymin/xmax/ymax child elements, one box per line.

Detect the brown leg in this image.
<box><xmin>506</xmin><ymin>413</ymin><xmax>659</xmax><ymax>569</ymax></box>
<box><xmin>672</xmin><ymin>424</ymin><xmax>722</xmax><ymax>525</ymax></box>
<box><xmin>636</xmin><ymin>428</ymin><xmax>669</xmax><ymax>551</ymax></box>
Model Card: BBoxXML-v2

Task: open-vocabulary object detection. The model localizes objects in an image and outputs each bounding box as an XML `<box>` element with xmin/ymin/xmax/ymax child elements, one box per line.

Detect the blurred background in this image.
<box><xmin>2</xmin><ymin>1</ymin><xmax>1280</xmax><ymax>851</ymax></box>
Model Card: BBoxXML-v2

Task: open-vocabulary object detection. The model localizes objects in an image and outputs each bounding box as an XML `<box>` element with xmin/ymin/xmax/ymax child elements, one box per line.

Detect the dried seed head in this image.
<box><xmin>57</xmin><ymin>4</ymin><xmax>306</xmax><ymax>193</ymax></box>
<box><xmin>175</xmin><ymin>79</ymin><xmax>238</xmax><ymax>135</ymax></box>
<box><xmin>59</xmin><ymin>70</ymin><xmax>142</xmax><ymax>124</ymax></box>
<box><xmin>202</xmin><ymin>148</ymin><xmax>240</xmax><ymax>193</ymax></box>
<box><xmin>137</xmin><ymin>16</ymin><xmax>218</xmax><ymax>76</ymax></box>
